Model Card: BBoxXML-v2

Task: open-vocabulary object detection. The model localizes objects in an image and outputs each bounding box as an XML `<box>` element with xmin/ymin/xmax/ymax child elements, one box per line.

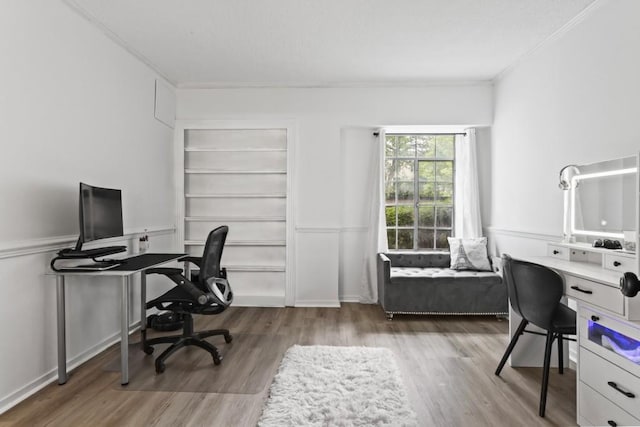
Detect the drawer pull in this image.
<box><xmin>570</xmin><ymin>285</ymin><xmax>593</xmax><ymax>294</ymax></box>
<box><xmin>553</xmin><ymin>250</ymin><xmax>560</xmax><ymax>255</ymax></box>
<box><xmin>613</xmin><ymin>261</ymin><xmax>621</xmax><ymax>267</ymax></box>
<box><xmin>607</xmin><ymin>381</ymin><xmax>636</xmax><ymax>398</ymax></box>
<box><xmin>608</xmin><ymin>421</ymin><xmax>617</xmax><ymax>427</ymax></box>
<box><xmin>591</xmin><ymin>315</ymin><xmax>600</xmax><ymax>321</ymax></box>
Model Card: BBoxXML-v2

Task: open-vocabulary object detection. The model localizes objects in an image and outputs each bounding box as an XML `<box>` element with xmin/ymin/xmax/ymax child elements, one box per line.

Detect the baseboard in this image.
<box><xmin>339</xmin><ymin>295</ymin><xmax>361</xmax><ymax>303</ymax></box>
<box><xmin>0</xmin><ymin>321</ymin><xmax>141</xmax><ymax>415</ymax></box>
<box><xmin>233</xmin><ymin>295</ymin><xmax>285</xmax><ymax>307</ymax></box>
<box><xmin>295</xmin><ymin>300</ymin><xmax>341</xmax><ymax>308</ymax></box>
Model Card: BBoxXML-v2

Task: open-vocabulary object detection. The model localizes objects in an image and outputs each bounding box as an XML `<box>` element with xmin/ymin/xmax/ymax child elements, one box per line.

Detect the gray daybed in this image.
<box><xmin>377</xmin><ymin>251</ymin><xmax>507</xmax><ymax>319</ymax></box>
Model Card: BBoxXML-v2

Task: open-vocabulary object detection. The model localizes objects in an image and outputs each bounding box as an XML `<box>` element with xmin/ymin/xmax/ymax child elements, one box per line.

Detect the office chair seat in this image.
<box><xmin>148</xmin><ymin>287</ymin><xmax>226</xmax><ymax>315</ymax></box>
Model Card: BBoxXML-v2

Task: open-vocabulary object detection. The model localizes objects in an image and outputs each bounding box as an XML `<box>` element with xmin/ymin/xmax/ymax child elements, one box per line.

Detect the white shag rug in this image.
<box><xmin>258</xmin><ymin>345</ymin><xmax>418</xmax><ymax>427</ymax></box>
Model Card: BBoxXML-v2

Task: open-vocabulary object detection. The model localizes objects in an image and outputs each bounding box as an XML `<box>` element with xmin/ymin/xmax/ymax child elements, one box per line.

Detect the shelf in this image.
<box><xmin>184</xmin><ymin>240</ymin><xmax>285</xmax><ymax>247</ymax></box>
<box><xmin>185</xmin><ymin>193</ymin><xmax>286</xmax><ymax>199</ymax></box>
<box><xmin>185</xmin><ymin>216</ymin><xmax>286</xmax><ymax>222</ymax></box>
<box><xmin>185</xmin><ymin>169</ymin><xmax>286</xmax><ymax>175</ymax></box>
<box><xmin>185</xmin><ymin>148</ymin><xmax>286</xmax><ymax>153</ymax></box>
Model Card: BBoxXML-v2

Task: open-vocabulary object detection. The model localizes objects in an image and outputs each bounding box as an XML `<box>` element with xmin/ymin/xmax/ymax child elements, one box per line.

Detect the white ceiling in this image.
<box><xmin>65</xmin><ymin>0</ymin><xmax>597</xmax><ymax>87</ymax></box>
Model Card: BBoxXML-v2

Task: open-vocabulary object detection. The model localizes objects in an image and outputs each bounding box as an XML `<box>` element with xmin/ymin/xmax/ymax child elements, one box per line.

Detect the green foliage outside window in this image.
<box><xmin>385</xmin><ymin>134</ymin><xmax>454</xmax><ymax>250</ymax></box>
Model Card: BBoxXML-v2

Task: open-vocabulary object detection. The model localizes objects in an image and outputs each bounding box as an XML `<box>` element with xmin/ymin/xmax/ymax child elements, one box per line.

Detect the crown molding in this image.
<box><xmin>493</xmin><ymin>0</ymin><xmax>605</xmax><ymax>84</ymax></box>
<box><xmin>177</xmin><ymin>79</ymin><xmax>494</xmax><ymax>90</ymax></box>
<box><xmin>61</xmin><ymin>0</ymin><xmax>177</xmax><ymax>89</ymax></box>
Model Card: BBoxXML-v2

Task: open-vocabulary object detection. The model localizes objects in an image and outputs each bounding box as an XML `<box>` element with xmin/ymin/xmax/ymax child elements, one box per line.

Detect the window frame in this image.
<box><xmin>385</xmin><ymin>133</ymin><xmax>456</xmax><ymax>251</ymax></box>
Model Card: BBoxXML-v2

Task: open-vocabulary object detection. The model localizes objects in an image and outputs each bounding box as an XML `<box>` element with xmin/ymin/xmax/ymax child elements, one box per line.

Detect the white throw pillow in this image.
<box><xmin>447</xmin><ymin>237</ymin><xmax>492</xmax><ymax>271</ymax></box>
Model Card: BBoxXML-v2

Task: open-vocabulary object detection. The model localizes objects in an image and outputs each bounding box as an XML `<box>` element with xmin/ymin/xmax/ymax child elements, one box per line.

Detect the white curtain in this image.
<box><xmin>359</xmin><ymin>129</ymin><xmax>388</xmax><ymax>303</ymax></box>
<box><xmin>454</xmin><ymin>128</ymin><xmax>483</xmax><ymax>238</ymax></box>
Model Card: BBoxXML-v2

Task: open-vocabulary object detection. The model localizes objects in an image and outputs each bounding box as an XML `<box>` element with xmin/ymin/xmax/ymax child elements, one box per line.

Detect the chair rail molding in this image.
<box><xmin>0</xmin><ymin>225</ymin><xmax>176</xmax><ymax>260</ymax></box>
<box><xmin>485</xmin><ymin>226</ymin><xmax>560</xmax><ymax>242</ymax></box>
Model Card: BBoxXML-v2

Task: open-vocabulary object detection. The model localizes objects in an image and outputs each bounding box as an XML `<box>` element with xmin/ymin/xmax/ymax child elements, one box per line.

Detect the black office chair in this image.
<box><xmin>495</xmin><ymin>254</ymin><xmax>576</xmax><ymax>417</ymax></box>
<box><xmin>143</xmin><ymin>226</ymin><xmax>233</xmax><ymax>373</ymax></box>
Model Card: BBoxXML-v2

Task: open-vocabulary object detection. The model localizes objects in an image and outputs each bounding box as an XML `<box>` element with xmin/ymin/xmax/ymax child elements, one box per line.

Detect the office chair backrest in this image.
<box><xmin>200</xmin><ymin>226</ymin><xmax>233</xmax><ymax>307</ymax></box>
<box><xmin>502</xmin><ymin>254</ymin><xmax>564</xmax><ymax>330</ymax></box>
<box><xmin>200</xmin><ymin>225</ymin><xmax>228</xmax><ymax>284</ymax></box>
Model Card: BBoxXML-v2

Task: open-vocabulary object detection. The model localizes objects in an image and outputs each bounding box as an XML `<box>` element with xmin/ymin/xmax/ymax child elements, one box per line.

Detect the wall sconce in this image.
<box><xmin>559</xmin><ymin>165</ymin><xmax>580</xmax><ymax>243</ymax></box>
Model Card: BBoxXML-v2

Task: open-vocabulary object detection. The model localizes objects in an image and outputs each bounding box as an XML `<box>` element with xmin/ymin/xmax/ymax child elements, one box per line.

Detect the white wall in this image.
<box><xmin>0</xmin><ymin>1</ymin><xmax>176</xmax><ymax>412</ymax></box>
<box><xmin>490</xmin><ymin>0</ymin><xmax>640</xmax><ymax>242</ymax></box>
<box><xmin>489</xmin><ymin>0</ymin><xmax>640</xmax><ymax>365</ymax></box>
<box><xmin>177</xmin><ymin>86</ymin><xmax>493</xmax><ymax>303</ymax></box>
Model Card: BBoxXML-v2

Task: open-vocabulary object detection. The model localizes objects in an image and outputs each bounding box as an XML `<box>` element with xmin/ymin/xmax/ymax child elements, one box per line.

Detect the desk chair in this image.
<box><xmin>144</xmin><ymin>226</ymin><xmax>233</xmax><ymax>373</ymax></box>
<box><xmin>495</xmin><ymin>254</ymin><xmax>576</xmax><ymax>417</ymax></box>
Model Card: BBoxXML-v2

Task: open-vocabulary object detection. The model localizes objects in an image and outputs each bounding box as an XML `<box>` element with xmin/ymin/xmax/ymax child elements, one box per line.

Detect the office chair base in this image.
<box><xmin>145</xmin><ymin>328</ymin><xmax>232</xmax><ymax>374</ymax></box>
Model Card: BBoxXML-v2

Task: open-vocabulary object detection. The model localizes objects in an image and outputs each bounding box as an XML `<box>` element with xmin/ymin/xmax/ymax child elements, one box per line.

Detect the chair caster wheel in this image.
<box><xmin>143</xmin><ymin>346</ymin><xmax>154</xmax><ymax>355</ymax></box>
<box><xmin>224</xmin><ymin>334</ymin><xmax>233</xmax><ymax>343</ymax></box>
<box><xmin>155</xmin><ymin>360</ymin><xmax>165</xmax><ymax>374</ymax></box>
<box><xmin>213</xmin><ymin>355</ymin><xmax>222</xmax><ymax>365</ymax></box>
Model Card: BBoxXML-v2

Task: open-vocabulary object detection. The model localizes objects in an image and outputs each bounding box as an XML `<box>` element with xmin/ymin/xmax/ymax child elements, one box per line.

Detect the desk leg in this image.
<box><xmin>140</xmin><ymin>271</ymin><xmax>147</xmax><ymax>348</ymax></box>
<box><xmin>121</xmin><ymin>276</ymin><xmax>130</xmax><ymax>385</ymax></box>
<box><xmin>56</xmin><ymin>275</ymin><xmax>67</xmax><ymax>385</ymax></box>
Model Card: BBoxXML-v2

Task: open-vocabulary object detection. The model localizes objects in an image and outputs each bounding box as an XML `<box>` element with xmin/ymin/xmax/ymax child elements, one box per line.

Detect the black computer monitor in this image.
<box><xmin>74</xmin><ymin>183</ymin><xmax>124</xmax><ymax>251</ymax></box>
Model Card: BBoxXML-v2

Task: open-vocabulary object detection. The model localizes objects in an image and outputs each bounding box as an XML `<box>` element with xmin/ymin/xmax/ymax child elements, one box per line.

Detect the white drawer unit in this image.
<box><xmin>578</xmin><ymin>306</ymin><xmax>640</xmax><ymax>426</ymax></box>
<box><xmin>578</xmin><ymin>382</ymin><xmax>640</xmax><ymax>427</ymax></box>
<box><xmin>566</xmin><ymin>275</ymin><xmax>624</xmax><ymax>316</ymax></box>
<box><xmin>604</xmin><ymin>253</ymin><xmax>636</xmax><ymax>273</ymax></box>
<box><xmin>580</xmin><ymin>349</ymin><xmax>640</xmax><ymax>419</ymax></box>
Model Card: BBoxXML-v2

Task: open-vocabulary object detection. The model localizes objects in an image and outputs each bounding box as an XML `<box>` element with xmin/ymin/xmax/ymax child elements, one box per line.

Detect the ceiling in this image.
<box><xmin>65</xmin><ymin>0</ymin><xmax>597</xmax><ymax>87</ymax></box>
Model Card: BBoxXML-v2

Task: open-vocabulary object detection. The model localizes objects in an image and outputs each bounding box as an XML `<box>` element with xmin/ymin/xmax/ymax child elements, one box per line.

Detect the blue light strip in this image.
<box><xmin>588</xmin><ymin>320</ymin><xmax>640</xmax><ymax>365</ymax></box>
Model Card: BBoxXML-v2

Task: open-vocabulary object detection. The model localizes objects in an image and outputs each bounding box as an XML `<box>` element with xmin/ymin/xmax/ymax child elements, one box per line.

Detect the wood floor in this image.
<box><xmin>1</xmin><ymin>304</ymin><xmax>576</xmax><ymax>426</ymax></box>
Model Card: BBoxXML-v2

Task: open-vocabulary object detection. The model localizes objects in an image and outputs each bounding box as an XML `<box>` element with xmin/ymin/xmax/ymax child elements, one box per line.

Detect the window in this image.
<box><xmin>385</xmin><ymin>134</ymin><xmax>455</xmax><ymax>250</ymax></box>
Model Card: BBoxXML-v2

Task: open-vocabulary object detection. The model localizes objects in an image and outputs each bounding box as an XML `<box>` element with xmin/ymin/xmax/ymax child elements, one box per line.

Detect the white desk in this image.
<box><xmin>518</xmin><ymin>243</ymin><xmax>640</xmax><ymax>425</ymax></box>
<box><xmin>50</xmin><ymin>253</ymin><xmax>185</xmax><ymax>385</ymax></box>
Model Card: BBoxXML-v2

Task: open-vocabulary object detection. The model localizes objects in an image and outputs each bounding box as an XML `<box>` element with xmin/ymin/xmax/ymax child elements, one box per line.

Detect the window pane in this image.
<box><xmin>436</xmin><ymin>135</ymin><xmax>454</xmax><ymax>159</ymax></box>
<box><xmin>385</xmin><ymin>159</ymin><xmax>396</xmax><ymax>183</ymax></box>
<box><xmin>397</xmin><ymin>229</ymin><xmax>414</xmax><ymax>249</ymax></box>
<box><xmin>418</xmin><ymin>182</ymin><xmax>435</xmax><ymax>202</ymax></box>
<box><xmin>397</xmin><ymin>205</ymin><xmax>414</xmax><ymax>226</ymax></box>
<box><xmin>436</xmin><ymin>161</ymin><xmax>454</xmax><ymax>182</ymax></box>
<box><xmin>436</xmin><ymin>230</ymin><xmax>451</xmax><ymax>249</ymax></box>
<box><xmin>397</xmin><ymin>182</ymin><xmax>414</xmax><ymax>202</ymax></box>
<box><xmin>397</xmin><ymin>160</ymin><xmax>414</xmax><ymax>180</ymax></box>
<box><xmin>385</xmin><ymin>206</ymin><xmax>396</xmax><ymax>227</ymax></box>
<box><xmin>416</xmin><ymin>135</ymin><xmax>436</xmax><ymax>158</ymax></box>
<box><xmin>418</xmin><ymin>206</ymin><xmax>435</xmax><ymax>227</ymax></box>
<box><xmin>387</xmin><ymin>229</ymin><xmax>397</xmax><ymax>250</ymax></box>
<box><xmin>385</xmin><ymin>136</ymin><xmax>396</xmax><ymax>158</ymax></box>
<box><xmin>436</xmin><ymin>207</ymin><xmax>453</xmax><ymax>227</ymax></box>
<box><xmin>418</xmin><ymin>229</ymin><xmax>435</xmax><ymax>249</ymax></box>
<box><xmin>385</xmin><ymin>182</ymin><xmax>396</xmax><ymax>203</ymax></box>
<box><xmin>436</xmin><ymin>183</ymin><xmax>453</xmax><ymax>205</ymax></box>
<box><xmin>418</xmin><ymin>161</ymin><xmax>435</xmax><ymax>181</ymax></box>
<box><xmin>397</xmin><ymin>136</ymin><xmax>415</xmax><ymax>157</ymax></box>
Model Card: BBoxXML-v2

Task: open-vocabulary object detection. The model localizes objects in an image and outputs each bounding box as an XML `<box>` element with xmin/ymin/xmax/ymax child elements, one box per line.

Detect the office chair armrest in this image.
<box><xmin>179</xmin><ymin>256</ymin><xmax>202</xmax><ymax>268</ymax></box>
<box><xmin>146</xmin><ymin>267</ymin><xmax>183</xmax><ymax>276</ymax></box>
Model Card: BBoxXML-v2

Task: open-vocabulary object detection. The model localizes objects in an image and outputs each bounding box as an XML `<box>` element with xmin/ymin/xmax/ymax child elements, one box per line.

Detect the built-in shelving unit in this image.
<box><xmin>179</xmin><ymin>128</ymin><xmax>290</xmax><ymax>304</ymax></box>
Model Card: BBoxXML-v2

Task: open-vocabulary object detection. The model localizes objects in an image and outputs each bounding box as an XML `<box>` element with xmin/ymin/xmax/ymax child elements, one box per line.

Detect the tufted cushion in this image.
<box><xmin>389</xmin><ymin>266</ymin><xmax>501</xmax><ymax>287</ymax></box>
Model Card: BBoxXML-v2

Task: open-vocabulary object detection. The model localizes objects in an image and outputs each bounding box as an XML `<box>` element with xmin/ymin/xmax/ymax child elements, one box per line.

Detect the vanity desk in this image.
<box><xmin>517</xmin><ymin>155</ymin><xmax>640</xmax><ymax>426</ymax></box>
<box><xmin>524</xmin><ymin>242</ymin><xmax>640</xmax><ymax>426</ymax></box>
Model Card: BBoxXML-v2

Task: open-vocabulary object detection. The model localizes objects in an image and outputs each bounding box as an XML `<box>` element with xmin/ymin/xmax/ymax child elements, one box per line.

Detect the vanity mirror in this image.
<box><xmin>561</xmin><ymin>155</ymin><xmax>638</xmax><ymax>246</ymax></box>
